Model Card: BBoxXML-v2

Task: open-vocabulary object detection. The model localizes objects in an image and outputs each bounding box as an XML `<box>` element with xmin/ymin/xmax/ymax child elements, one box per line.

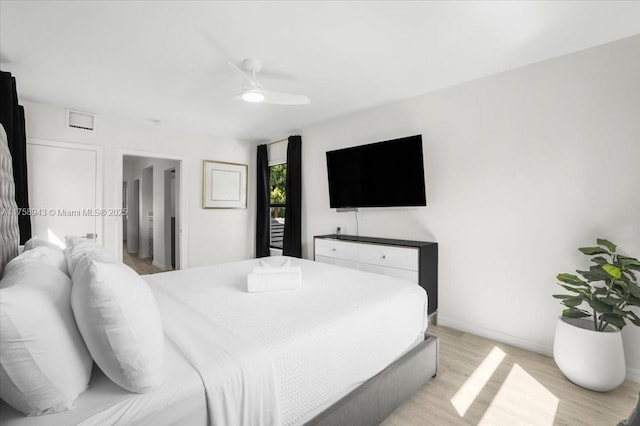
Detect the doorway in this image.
<box><xmin>121</xmin><ymin>155</ymin><xmax>182</xmax><ymax>274</ymax></box>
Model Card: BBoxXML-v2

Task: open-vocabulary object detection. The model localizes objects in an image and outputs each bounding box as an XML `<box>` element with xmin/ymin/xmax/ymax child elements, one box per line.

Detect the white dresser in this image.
<box><xmin>314</xmin><ymin>235</ymin><xmax>438</xmax><ymax>317</ymax></box>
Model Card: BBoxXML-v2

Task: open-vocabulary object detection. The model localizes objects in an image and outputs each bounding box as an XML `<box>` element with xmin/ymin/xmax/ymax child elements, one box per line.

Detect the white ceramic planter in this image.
<box><xmin>553</xmin><ymin>316</ymin><xmax>626</xmax><ymax>392</ymax></box>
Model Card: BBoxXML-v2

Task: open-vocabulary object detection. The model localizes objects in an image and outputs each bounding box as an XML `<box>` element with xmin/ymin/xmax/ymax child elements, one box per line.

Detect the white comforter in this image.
<box><xmin>145</xmin><ymin>256</ymin><xmax>428</xmax><ymax>426</ymax></box>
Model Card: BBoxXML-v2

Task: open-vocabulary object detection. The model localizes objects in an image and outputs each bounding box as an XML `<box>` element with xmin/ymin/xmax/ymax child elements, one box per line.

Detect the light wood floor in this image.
<box><xmin>122</xmin><ymin>242</ymin><xmax>164</xmax><ymax>275</ymax></box>
<box><xmin>382</xmin><ymin>325</ymin><xmax>640</xmax><ymax>426</ymax></box>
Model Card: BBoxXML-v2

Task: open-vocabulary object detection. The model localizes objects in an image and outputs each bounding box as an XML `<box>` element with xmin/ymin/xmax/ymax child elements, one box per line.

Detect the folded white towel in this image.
<box><xmin>259</xmin><ymin>259</ymin><xmax>291</xmax><ymax>268</ymax></box>
<box><xmin>252</xmin><ymin>266</ymin><xmax>301</xmax><ymax>275</ymax></box>
<box><xmin>247</xmin><ymin>264</ymin><xmax>302</xmax><ymax>293</ymax></box>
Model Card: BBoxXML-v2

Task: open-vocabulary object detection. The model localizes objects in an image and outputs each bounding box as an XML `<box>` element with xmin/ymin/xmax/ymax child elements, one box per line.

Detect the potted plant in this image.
<box><xmin>553</xmin><ymin>238</ymin><xmax>640</xmax><ymax>391</ymax></box>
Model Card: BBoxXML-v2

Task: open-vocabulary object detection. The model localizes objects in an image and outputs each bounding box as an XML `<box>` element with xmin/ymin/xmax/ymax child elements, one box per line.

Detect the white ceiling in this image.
<box><xmin>1</xmin><ymin>1</ymin><xmax>639</xmax><ymax>142</ymax></box>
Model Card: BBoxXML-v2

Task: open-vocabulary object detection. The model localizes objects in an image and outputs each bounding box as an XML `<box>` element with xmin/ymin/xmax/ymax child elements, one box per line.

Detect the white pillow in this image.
<box><xmin>6</xmin><ymin>245</ymin><xmax>68</xmax><ymax>276</ymax></box>
<box><xmin>63</xmin><ymin>237</ymin><xmax>114</xmax><ymax>276</ymax></box>
<box><xmin>71</xmin><ymin>260</ymin><xmax>164</xmax><ymax>393</ymax></box>
<box><xmin>23</xmin><ymin>237</ymin><xmax>64</xmax><ymax>252</ymax></box>
<box><xmin>64</xmin><ymin>235</ymin><xmax>90</xmax><ymax>249</ymax></box>
<box><xmin>0</xmin><ymin>262</ymin><xmax>92</xmax><ymax>416</ymax></box>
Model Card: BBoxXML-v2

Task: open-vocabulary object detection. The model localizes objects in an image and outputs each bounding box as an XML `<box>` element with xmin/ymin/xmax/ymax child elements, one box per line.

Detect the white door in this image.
<box><xmin>27</xmin><ymin>140</ymin><xmax>101</xmax><ymax>246</ymax></box>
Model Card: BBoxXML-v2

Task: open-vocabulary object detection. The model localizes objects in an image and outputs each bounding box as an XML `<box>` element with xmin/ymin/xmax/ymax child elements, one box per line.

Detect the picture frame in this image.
<box><xmin>202</xmin><ymin>160</ymin><xmax>248</xmax><ymax>209</ymax></box>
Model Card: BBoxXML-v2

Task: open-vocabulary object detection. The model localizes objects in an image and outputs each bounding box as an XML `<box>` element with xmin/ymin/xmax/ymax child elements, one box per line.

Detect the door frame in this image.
<box><xmin>163</xmin><ymin>167</ymin><xmax>176</xmax><ymax>270</ymax></box>
<box><xmin>116</xmin><ymin>149</ymin><xmax>187</xmax><ymax>269</ymax></box>
<box><xmin>122</xmin><ymin>181</ymin><xmax>128</xmax><ymax>242</ymax></box>
<box><xmin>27</xmin><ymin>138</ymin><xmax>103</xmax><ymax>244</ymax></box>
<box><xmin>127</xmin><ymin>179</ymin><xmax>140</xmax><ymax>254</ymax></box>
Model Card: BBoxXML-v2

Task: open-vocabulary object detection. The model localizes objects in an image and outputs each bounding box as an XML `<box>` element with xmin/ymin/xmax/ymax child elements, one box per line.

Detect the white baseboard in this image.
<box><xmin>438</xmin><ymin>316</ymin><xmax>553</xmax><ymax>356</ymax></box>
<box><xmin>152</xmin><ymin>260</ymin><xmax>171</xmax><ymax>271</ymax></box>
<box><xmin>438</xmin><ymin>316</ymin><xmax>640</xmax><ymax>383</ymax></box>
<box><xmin>627</xmin><ymin>367</ymin><xmax>640</xmax><ymax>384</ymax></box>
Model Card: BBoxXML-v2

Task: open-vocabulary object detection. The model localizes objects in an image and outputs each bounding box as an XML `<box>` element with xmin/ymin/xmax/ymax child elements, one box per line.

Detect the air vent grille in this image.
<box><xmin>67</xmin><ymin>110</ymin><xmax>95</xmax><ymax>130</ymax></box>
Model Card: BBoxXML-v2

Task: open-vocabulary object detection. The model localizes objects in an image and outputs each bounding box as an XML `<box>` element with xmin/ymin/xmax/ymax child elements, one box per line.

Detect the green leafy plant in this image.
<box><xmin>554</xmin><ymin>238</ymin><xmax>640</xmax><ymax>331</ymax></box>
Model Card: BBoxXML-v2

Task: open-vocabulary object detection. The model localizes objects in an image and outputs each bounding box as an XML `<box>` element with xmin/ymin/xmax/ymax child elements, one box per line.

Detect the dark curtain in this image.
<box><xmin>283</xmin><ymin>136</ymin><xmax>302</xmax><ymax>258</ymax></box>
<box><xmin>255</xmin><ymin>144</ymin><xmax>270</xmax><ymax>258</ymax></box>
<box><xmin>0</xmin><ymin>70</ymin><xmax>31</xmax><ymax>244</ymax></box>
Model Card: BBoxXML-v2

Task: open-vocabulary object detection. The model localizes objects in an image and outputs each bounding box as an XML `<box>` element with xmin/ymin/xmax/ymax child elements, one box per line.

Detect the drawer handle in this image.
<box><xmin>331</xmin><ymin>248</ymin><xmax>336</xmax><ymax>252</ymax></box>
<box><xmin>381</xmin><ymin>255</ymin><xmax>386</xmax><ymax>259</ymax></box>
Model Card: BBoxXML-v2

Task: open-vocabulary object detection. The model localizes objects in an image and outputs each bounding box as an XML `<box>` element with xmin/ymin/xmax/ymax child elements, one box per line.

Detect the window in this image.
<box><xmin>269</xmin><ymin>164</ymin><xmax>286</xmax><ymax>249</ymax></box>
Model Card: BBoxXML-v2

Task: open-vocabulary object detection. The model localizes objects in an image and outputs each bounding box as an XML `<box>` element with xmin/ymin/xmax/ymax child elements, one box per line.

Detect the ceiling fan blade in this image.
<box><xmin>257</xmin><ymin>69</ymin><xmax>295</xmax><ymax>80</ymax></box>
<box><xmin>227</xmin><ymin>62</ymin><xmax>253</xmax><ymax>82</ymax></box>
<box><xmin>261</xmin><ymin>89</ymin><xmax>310</xmax><ymax>105</ymax></box>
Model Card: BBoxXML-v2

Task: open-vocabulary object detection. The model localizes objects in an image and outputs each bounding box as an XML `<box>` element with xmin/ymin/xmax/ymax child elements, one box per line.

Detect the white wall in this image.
<box><xmin>300</xmin><ymin>35</ymin><xmax>640</xmax><ymax>380</ymax></box>
<box><xmin>23</xmin><ymin>101</ymin><xmax>255</xmax><ymax>268</ymax></box>
<box><xmin>140</xmin><ymin>165</ymin><xmax>153</xmax><ymax>259</ymax></box>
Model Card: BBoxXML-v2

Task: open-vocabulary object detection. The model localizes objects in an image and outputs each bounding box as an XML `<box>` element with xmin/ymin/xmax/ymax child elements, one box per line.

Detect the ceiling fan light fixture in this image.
<box><xmin>230</xmin><ymin>58</ymin><xmax>309</xmax><ymax>105</ymax></box>
<box><xmin>241</xmin><ymin>88</ymin><xmax>264</xmax><ymax>103</ymax></box>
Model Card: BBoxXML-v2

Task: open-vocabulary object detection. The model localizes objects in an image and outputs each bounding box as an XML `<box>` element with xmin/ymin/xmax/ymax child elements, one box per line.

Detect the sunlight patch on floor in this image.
<box><xmin>478</xmin><ymin>363</ymin><xmax>558</xmax><ymax>426</ymax></box>
<box><xmin>450</xmin><ymin>346</ymin><xmax>506</xmax><ymax>417</ymax></box>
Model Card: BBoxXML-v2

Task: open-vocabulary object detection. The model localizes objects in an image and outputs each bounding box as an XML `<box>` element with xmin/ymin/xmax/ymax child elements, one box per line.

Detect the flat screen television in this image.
<box><xmin>326</xmin><ymin>134</ymin><xmax>426</xmax><ymax>208</ymax></box>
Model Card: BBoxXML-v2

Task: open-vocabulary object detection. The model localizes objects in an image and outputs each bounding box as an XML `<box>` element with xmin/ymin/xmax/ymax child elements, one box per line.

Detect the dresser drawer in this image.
<box><xmin>315</xmin><ymin>239</ymin><xmax>358</xmax><ymax>261</ymax></box>
<box><xmin>358</xmin><ymin>263</ymin><xmax>419</xmax><ymax>283</ymax></box>
<box><xmin>315</xmin><ymin>255</ymin><xmax>358</xmax><ymax>270</ymax></box>
<box><xmin>358</xmin><ymin>244</ymin><xmax>419</xmax><ymax>271</ymax></box>
<box><xmin>314</xmin><ymin>234</ymin><xmax>438</xmax><ymax>316</ymax></box>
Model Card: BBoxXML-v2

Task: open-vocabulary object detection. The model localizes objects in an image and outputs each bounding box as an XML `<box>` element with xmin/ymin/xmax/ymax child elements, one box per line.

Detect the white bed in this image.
<box><xmin>0</xmin><ymin>256</ymin><xmax>429</xmax><ymax>425</ymax></box>
<box><xmin>0</xmin><ymin>337</ymin><xmax>206</xmax><ymax>425</ymax></box>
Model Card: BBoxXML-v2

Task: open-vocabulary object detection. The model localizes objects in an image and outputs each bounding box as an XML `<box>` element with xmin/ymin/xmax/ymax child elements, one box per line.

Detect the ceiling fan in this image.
<box><xmin>228</xmin><ymin>58</ymin><xmax>310</xmax><ymax>105</ymax></box>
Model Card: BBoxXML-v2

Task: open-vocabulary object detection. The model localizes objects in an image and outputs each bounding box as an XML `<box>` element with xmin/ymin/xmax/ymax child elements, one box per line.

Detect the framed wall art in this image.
<box><xmin>202</xmin><ymin>160</ymin><xmax>247</xmax><ymax>209</ymax></box>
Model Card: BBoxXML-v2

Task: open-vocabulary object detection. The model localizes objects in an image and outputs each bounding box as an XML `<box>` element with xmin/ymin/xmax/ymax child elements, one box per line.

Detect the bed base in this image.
<box><xmin>306</xmin><ymin>333</ymin><xmax>438</xmax><ymax>426</ymax></box>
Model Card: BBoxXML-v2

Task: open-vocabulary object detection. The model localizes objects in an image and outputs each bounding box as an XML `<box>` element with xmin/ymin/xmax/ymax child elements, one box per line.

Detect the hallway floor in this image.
<box><xmin>123</xmin><ymin>242</ymin><xmax>164</xmax><ymax>275</ymax></box>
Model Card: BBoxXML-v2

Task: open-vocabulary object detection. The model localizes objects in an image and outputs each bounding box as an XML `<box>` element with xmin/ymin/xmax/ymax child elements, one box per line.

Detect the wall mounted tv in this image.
<box><xmin>326</xmin><ymin>134</ymin><xmax>427</xmax><ymax>209</ymax></box>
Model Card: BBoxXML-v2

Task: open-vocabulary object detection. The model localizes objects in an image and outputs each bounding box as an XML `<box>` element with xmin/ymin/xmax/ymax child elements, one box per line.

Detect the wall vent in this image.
<box><xmin>67</xmin><ymin>110</ymin><xmax>95</xmax><ymax>130</ymax></box>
